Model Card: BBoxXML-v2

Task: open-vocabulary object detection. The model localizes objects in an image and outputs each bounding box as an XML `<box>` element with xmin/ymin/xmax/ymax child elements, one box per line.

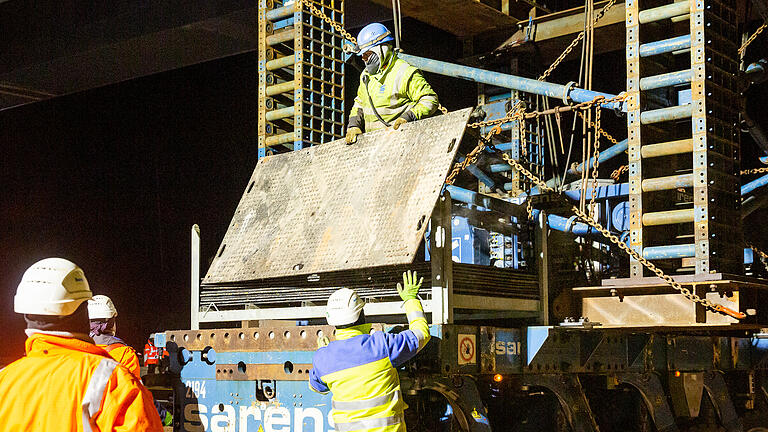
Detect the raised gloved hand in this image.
<box><xmin>345</xmin><ymin>127</ymin><xmax>362</xmax><ymax>144</ymax></box>
<box><xmin>396</xmin><ymin>270</ymin><xmax>423</xmax><ymax>301</ymax></box>
<box><xmin>317</xmin><ymin>335</ymin><xmax>330</xmax><ymax>348</ymax></box>
<box><xmin>392</xmin><ymin>117</ymin><xmax>408</xmax><ymax>130</ymax></box>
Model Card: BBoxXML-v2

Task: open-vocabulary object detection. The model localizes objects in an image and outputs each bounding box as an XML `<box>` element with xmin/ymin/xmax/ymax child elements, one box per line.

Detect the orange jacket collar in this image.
<box><xmin>26</xmin><ymin>332</ymin><xmax>111</xmax><ymax>358</ymax></box>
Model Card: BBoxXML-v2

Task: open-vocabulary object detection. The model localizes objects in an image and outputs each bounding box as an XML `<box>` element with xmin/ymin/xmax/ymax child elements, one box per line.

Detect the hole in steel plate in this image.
<box><xmin>293</xmin><ymin>263</ymin><xmax>304</xmax><ymax>271</ymax></box>
<box><xmin>224</xmin><ymin>332</ymin><xmax>230</xmax><ymax>339</ymax></box>
<box><xmin>284</xmin><ymin>331</ymin><xmax>291</xmax><ymax>339</ymax></box>
<box><xmin>196</xmin><ymin>334</ymin><xmax>202</xmax><ymax>341</ymax></box>
<box><xmin>239</xmin><ymin>332</ymin><xmax>245</xmax><ymax>340</ymax></box>
<box><xmin>238</xmin><ymin>361</ymin><xmax>247</xmax><ymax>373</ymax></box>
<box><xmin>247</xmin><ymin>182</ymin><xmax>255</xmax><ymax>193</ymax></box>
<box><xmin>447</xmin><ymin>138</ymin><xmax>456</xmax><ymax>152</ymax></box>
<box><xmin>183</xmin><ymin>334</ymin><xmax>188</xmax><ymax>342</ymax></box>
<box><xmin>300</xmin><ymin>330</ymin><xmax>307</xmax><ymax>338</ymax></box>
<box><xmin>284</xmin><ymin>361</ymin><xmax>294</xmax><ymax>374</ymax></box>
<box><xmin>317</xmin><ymin>330</ymin><xmax>324</xmax><ymax>337</ymax></box>
<box><xmin>253</xmin><ymin>332</ymin><xmax>260</xmax><ymax>340</ymax></box>
<box><xmin>218</xmin><ymin>245</ymin><xmax>226</xmax><ymax>257</ymax></box>
<box><xmin>269</xmin><ymin>331</ymin><xmax>275</xmax><ymax>339</ymax></box>
<box><xmin>416</xmin><ymin>215</ymin><xmax>426</xmax><ymax>231</ymax></box>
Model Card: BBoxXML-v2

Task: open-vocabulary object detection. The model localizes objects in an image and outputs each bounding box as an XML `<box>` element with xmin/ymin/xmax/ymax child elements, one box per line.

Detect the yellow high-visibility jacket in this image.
<box><xmin>309</xmin><ymin>299</ymin><xmax>430</xmax><ymax>432</ymax></box>
<box><xmin>348</xmin><ymin>53</ymin><xmax>439</xmax><ymax>132</ymax></box>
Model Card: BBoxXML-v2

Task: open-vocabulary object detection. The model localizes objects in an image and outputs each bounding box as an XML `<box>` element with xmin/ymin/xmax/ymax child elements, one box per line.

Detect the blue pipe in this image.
<box><xmin>546</xmin><ymin>213</ymin><xmax>596</xmax><ymax>236</ymax></box>
<box><xmin>639</xmin><ymin>35</ymin><xmax>691</xmax><ymax>57</ymax></box>
<box><xmin>639</xmin><ymin>69</ymin><xmax>693</xmax><ymax>91</ymax></box>
<box><xmin>761</xmin><ymin>156</ymin><xmax>768</xmax><ymax>165</ymax></box>
<box><xmin>567</xmin><ymin>139</ymin><xmax>629</xmax><ymax>175</ymax></box>
<box><xmin>640</xmin><ymin>105</ymin><xmax>693</xmax><ymax>124</ymax></box>
<box><xmin>642</xmin><ymin>244</ymin><xmax>695</xmax><ymax>259</ymax></box>
<box><xmin>458</xmin><ymin>156</ymin><xmax>496</xmax><ymax>189</ymax></box>
<box><xmin>741</xmin><ymin>174</ymin><xmax>768</xmax><ymax>195</ymax></box>
<box><xmin>562</xmin><ymin>184</ymin><xmax>629</xmax><ymax>201</ymax></box>
<box><xmin>398</xmin><ymin>53</ymin><xmax>625</xmax><ymax>111</ymax></box>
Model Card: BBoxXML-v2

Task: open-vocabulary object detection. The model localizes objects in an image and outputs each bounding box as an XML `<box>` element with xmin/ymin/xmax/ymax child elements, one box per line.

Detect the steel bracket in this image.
<box><xmin>521</xmin><ymin>374</ymin><xmax>599</xmax><ymax>432</ymax></box>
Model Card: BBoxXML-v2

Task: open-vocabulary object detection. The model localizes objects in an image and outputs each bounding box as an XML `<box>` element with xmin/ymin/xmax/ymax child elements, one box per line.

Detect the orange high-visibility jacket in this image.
<box><xmin>100</xmin><ymin>343</ymin><xmax>141</xmax><ymax>379</ymax></box>
<box><xmin>143</xmin><ymin>341</ymin><xmax>159</xmax><ymax>365</ymax></box>
<box><xmin>0</xmin><ymin>333</ymin><xmax>163</xmax><ymax>432</ymax></box>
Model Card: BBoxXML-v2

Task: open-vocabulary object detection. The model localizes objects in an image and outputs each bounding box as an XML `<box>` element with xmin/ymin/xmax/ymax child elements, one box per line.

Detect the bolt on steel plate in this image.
<box><xmin>204</xmin><ymin>108</ymin><xmax>472</xmax><ymax>283</ymax></box>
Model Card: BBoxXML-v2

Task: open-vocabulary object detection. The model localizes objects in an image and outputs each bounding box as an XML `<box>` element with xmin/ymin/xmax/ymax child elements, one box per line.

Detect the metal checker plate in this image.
<box><xmin>204</xmin><ymin>108</ymin><xmax>471</xmax><ymax>283</ymax></box>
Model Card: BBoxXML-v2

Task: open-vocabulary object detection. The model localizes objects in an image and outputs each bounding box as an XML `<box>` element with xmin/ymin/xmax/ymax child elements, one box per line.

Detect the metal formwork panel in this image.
<box><xmin>204</xmin><ymin>109</ymin><xmax>472</xmax><ymax>283</ymax></box>
<box><xmin>259</xmin><ymin>0</ymin><xmax>344</xmax><ymax>158</ymax></box>
<box><xmin>690</xmin><ymin>0</ymin><xmax>742</xmax><ymax>274</ymax></box>
<box><xmin>626</xmin><ymin>0</ymin><xmax>643</xmax><ymax>277</ymax></box>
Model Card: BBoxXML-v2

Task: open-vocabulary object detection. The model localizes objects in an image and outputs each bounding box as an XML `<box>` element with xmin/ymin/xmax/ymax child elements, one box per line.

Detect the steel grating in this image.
<box><xmin>204</xmin><ymin>108</ymin><xmax>473</xmax><ymax>283</ymax></box>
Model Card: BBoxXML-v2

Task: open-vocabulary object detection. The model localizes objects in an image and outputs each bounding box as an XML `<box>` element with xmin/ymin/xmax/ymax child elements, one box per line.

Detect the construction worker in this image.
<box><xmin>309</xmin><ymin>270</ymin><xmax>430</xmax><ymax>431</ymax></box>
<box><xmin>88</xmin><ymin>294</ymin><xmax>141</xmax><ymax>378</ymax></box>
<box><xmin>0</xmin><ymin>257</ymin><xmax>162</xmax><ymax>431</ymax></box>
<box><xmin>345</xmin><ymin>23</ymin><xmax>439</xmax><ymax>144</ymax></box>
<box><xmin>144</xmin><ymin>334</ymin><xmax>162</xmax><ymax>374</ymax></box>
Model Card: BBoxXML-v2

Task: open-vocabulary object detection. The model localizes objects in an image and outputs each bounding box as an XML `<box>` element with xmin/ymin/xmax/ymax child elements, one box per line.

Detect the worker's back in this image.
<box><xmin>94</xmin><ymin>333</ymin><xmax>141</xmax><ymax>379</ymax></box>
<box><xmin>310</xmin><ymin>322</ymin><xmax>428</xmax><ymax>432</ymax></box>
<box><xmin>0</xmin><ymin>333</ymin><xmax>161</xmax><ymax>432</ymax></box>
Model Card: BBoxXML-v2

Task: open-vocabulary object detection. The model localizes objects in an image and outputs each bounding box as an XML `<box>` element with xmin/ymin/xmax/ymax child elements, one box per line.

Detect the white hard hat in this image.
<box><xmin>88</xmin><ymin>295</ymin><xmax>118</xmax><ymax>319</ymax></box>
<box><xmin>14</xmin><ymin>258</ymin><xmax>92</xmax><ymax>316</ymax></box>
<box><xmin>326</xmin><ymin>288</ymin><xmax>364</xmax><ymax>326</ymax></box>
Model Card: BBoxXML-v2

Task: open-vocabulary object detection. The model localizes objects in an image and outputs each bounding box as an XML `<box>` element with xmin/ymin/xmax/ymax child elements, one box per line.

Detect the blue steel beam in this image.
<box><xmin>458</xmin><ymin>156</ymin><xmax>496</xmax><ymax>189</ymax></box>
<box><xmin>567</xmin><ymin>139</ymin><xmax>629</xmax><ymax>175</ymax></box>
<box><xmin>398</xmin><ymin>53</ymin><xmax>625</xmax><ymax>111</ymax></box>
<box><xmin>639</xmin><ymin>35</ymin><xmax>691</xmax><ymax>57</ymax></box>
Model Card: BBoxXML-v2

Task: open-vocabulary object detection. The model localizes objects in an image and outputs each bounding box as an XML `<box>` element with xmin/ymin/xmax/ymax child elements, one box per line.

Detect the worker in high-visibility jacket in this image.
<box><xmin>309</xmin><ymin>270</ymin><xmax>430</xmax><ymax>431</ymax></box>
<box><xmin>144</xmin><ymin>334</ymin><xmax>167</xmax><ymax>374</ymax></box>
<box><xmin>0</xmin><ymin>258</ymin><xmax>162</xmax><ymax>431</ymax></box>
<box><xmin>88</xmin><ymin>294</ymin><xmax>141</xmax><ymax>379</ymax></box>
<box><xmin>345</xmin><ymin>23</ymin><xmax>439</xmax><ymax>144</ymax></box>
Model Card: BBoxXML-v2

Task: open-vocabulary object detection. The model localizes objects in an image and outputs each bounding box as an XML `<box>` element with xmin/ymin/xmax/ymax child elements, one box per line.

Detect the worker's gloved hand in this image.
<box><xmin>397</xmin><ymin>270</ymin><xmax>423</xmax><ymax>301</ymax></box>
<box><xmin>392</xmin><ymin>117</ymin><xmax>408</xmax><ymax>130</ymax></box>
<box><xmin>345</xmin><ymin>127</ymin><xmax>362</xmax><ymax>145</ymax></box>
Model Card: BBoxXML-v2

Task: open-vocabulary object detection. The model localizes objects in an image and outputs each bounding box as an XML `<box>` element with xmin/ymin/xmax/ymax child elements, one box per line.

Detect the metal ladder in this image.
<box><xmin>625</xmin><ymin>0</ymin><xmax>742</xmax><ymax>277</ymax></box>
<box><xmin>258</xmin><ymin>0</ymin><xmax>345</xmax><ymax>158</ymax></box>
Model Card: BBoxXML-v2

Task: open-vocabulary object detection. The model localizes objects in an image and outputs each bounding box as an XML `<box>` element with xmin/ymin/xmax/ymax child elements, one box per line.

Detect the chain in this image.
<box><xmin>611</xmin><ymin>165</ymin><xmax>629</xmax><ymax>181</ymax></box>
<box><xmin>588</xmin><ymin>103</ymin><xmax>602</xmax><ymax>215</ymax></box>
<box><xmin>537</xmin><ymin>0</ymin><xmax>617</xmax><ymax>81</ymax></box>
<box><xmin>739</xmin><ymin>23</ymin><xmax>767</xmax><ymax>56</ymax></box>
<box><xmin>575</xmin><ymin>109</ymin><xmax>621</xmax><ymax>147</ymax></box>
<box><xmin>749</xmin><ymin>243</ymin><xmax>768</xmax><ymax>261</ymax></box>
<box><xmin>295</xmin><ymin>0</ymin><xmax>357</xmax><ymax>44</ymax></box>
<box><xmin>741</xmin><ymin>167</ymin><xmax>768</xmax><ymax>175</ymax></box>
<box><xmin>448</xmin><ymin>96</ymin><xmax>744</xmax><ymax>319</ymax></box>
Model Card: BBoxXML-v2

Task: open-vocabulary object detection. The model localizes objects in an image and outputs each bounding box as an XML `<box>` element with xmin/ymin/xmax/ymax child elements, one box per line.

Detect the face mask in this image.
<box><xmin>364</xmin><ymin>51</ymin><xmax>380</xmax><ymax>74</ymax></box>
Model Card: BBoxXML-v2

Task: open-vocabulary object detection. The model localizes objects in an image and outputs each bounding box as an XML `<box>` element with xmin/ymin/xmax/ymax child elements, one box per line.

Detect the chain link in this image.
<box><xmin>295</xmin><ymin>0</ymin><xmax>357</xmax><ymax>44</ymax></box>
<box><xmin>741</xmin><ymin>167</ymin><xmax>768</xmax><ymax>175</ymax></box>
<box><xmin>575</xmin><ymin>109</ymin><xmax>621</xmax><ymax>147</ymax></box>
<box><xmin>537</xmin><ymin>0</ymin><xmax>618</xmax><ymax>81</ymax></box>
<box><xmin>611</xmin><ymin>165</ymin><xmax>629</xmax><ymax>181</ymax></box>
<box><xmin>739</xmin><ymin>23</ymin><xmax>767</xmax><ymax>56</ymax></box>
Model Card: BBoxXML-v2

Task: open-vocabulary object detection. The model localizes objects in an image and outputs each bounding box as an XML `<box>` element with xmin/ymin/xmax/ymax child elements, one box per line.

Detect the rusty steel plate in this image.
<box><xmin>204</xmin><ymin>108</ymin><xmax>472</xmax><ymax>283</ymax></box>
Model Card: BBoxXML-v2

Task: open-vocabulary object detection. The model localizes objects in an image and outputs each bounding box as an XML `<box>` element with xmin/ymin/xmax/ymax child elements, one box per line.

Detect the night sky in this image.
<box><xmin>0</xmin><ymin>53</ymin><xmax>261</xmax><ymax>359</ymax></box>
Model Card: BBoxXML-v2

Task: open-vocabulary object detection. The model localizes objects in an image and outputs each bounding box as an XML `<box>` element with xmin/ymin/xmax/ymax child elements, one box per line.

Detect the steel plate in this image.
<box><xmin>204</xmin><ymin>108</ymin><xmax>472</xmax><ymax>283</ymax></box>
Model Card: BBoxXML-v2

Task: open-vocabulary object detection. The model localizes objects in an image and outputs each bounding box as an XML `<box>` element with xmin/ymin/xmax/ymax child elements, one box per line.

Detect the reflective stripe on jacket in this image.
<box><xmin>309</xmin><ymin>299</ymin><xmax>430</xmax><ymax>432</ymax></box>
<box><xmin>100</xmin><ymin>343</ymin><xmax>141</xmax><ymax>379</ymax></box>
<box><xmin>144</xmin><ymin>342</ymin><xmax>159</xmax><ymax>365</ymax></box>
<box><xmin>349</xmin><ymin>53</ymin><xmax>439</xmax><ymax>132</ymax></box>
<box><xmin>0</xmin><ymin>333</ymin><xmax>162</xmax><ymax>432</ymax></box>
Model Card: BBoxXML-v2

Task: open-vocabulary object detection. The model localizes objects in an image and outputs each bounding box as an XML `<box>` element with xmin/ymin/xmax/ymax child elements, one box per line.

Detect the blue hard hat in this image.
<box><xmin>356</xmin><ymin>23</ymin><xmax>394</xmax><ymax>55</ymax></box>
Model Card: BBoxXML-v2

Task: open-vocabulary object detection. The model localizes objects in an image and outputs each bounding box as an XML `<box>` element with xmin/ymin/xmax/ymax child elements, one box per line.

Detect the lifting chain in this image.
<box><xmin>588</xmin><ymin>102</ymin><xmax>602</xmax><ymax>215</ymax></box>
<box><xmin>611</xmin><ymin>164</ymin><xmax>629</xmax><ymax>181</ymax></box>
<box><xmin>296</xmin><ymin>0</ymin><xmax>357</xmax><ymax>44</ymax></box>
<box><xmin>739</xmin><ymin>23</ymin><xmax>767</xmax><ymax>56</ymax></box>
<box><xmin>575</xmin><ymin>109</ymin><xmax>621</xmax><ymax>147</ymax></box>
<box><xmin>749</xmin><ymin>243</ymin><xmax>768</xmax><ymax>262</ymax></box>
<box><xmin>449</xmin><ymin>96</ymin><xmax>744</xmax><ymax>320</ymax></box>
<box><xmin>537</xmin><ymin>0</ymin><xmax>618</xmax><ymax>81</ymax></box>
<box><xmin>740</xmin><ymin>167</ymin><xmax>768</xmax><ymax>175</ymax></box>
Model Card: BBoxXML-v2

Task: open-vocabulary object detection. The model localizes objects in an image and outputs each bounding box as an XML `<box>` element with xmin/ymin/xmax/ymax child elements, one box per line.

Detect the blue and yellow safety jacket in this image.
<box><xmin>309</xmin><ymin>299</ymin><xmax>430</xmax><ymax>432</ymax></box>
